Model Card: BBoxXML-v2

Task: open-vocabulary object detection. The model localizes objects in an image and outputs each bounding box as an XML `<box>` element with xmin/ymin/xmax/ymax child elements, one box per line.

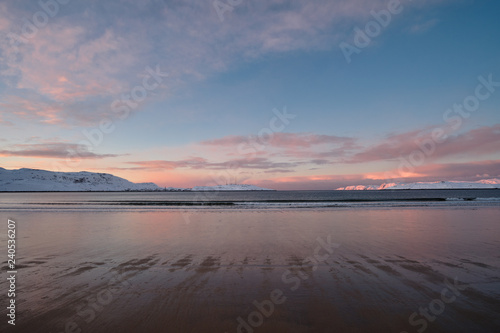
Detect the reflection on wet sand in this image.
<box><xmin>1</xmin><ymin>208</ymin><xmax>499</xmax><ymax>332</ymax></box>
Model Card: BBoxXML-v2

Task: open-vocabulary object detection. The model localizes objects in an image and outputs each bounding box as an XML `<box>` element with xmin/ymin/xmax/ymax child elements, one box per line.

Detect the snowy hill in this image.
<box><xmin>336</xmin><ymin>179</ymin><xmax>500</xmax><ymax>190</ymax></box>
<box><xmin>191</xmin><ymin>184</ymin><xmax>274</xmax><ymax>191</ymax></box>
<box><xmin>0</xmin><ymin>168</ymin><xmax>161</xmax><ymax>191</ymax></box>
<box><xmin>0</xmin><ymin>168</ymin><xmax>275</xmax><ymax>192</ymax></box>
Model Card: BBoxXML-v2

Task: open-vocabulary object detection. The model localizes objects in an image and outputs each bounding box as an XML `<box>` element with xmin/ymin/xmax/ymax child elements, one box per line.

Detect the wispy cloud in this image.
<box><xmin>0</xmin><ymin>93</ymin><xmax>66</xmax><ymax>124</ymax></box>
<box><xmin>405</xmin><ymin>159</ymin><xmax>500</xmax><ymax>180</ymax></box>
<box><xmin>200</xmin><ymin>132</ymin><xmax>359</xmax><ymax>162</ymax></box>
<box><xmin>127</xmin><ymin>157</ymin><xmax>299</xmax><ymax>171</ymax></box>
<box><xmin>0</xmin><ymin>143</ymin><xmax>120</xmax><ymax>159</ymax></box>
<box><xmin>408</xmin><ymin>18</ymin><xmax>439</xmax><ymax>34</ymax></box>
<box><xmin>0</xmin><ymin>0</ymin><xmax>449</xmax><ymax>126</ymax></box>
<box><xmin>348</xmin><ymin>125</ymin><xmax>500</xmax><ymax>163</ymax></box>
<box><xmin>201</xmin><ymin>132</ymin><xmax>356</xmax><ymax>148</ymax></box>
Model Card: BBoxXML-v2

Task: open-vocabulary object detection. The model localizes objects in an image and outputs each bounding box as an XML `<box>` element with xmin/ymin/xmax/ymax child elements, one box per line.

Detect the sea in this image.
<box><xmin>1</xmin><ymin>189</ymin><xmax>500</xmax><ymax>211</ymax></box>
<box><xmin>1</xmin><ymin>190</ymin><xmax>499</xmax><ymax>332</ymax></box>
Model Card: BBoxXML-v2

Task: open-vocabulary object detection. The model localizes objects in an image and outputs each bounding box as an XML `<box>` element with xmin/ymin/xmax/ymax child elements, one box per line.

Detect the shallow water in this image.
<box><xmin>1</xmin><ymin>201</ymin><xmax>499</xmax><ymax>332</ymax></box>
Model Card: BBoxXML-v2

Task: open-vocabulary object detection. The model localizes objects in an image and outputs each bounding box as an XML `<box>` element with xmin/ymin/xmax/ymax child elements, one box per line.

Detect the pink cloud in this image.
<box><xmin>407</xmin><ymin>160</ymin><xmax>500</xmax><ymax>181</ymax></box>
<box><xmin>348</xmin><ymin>125</ymin><xmax>500</xmax><ymax>163</ymax></box>
<box><xmin>1</xmin><ymin>14</ymin><xmax>153</xmax><ymax>125</ymax></box>
<box><xmin>200</xmin><ymin>132</ymin><xmax>358</xmax><ymax>162</ymax></box>
<box><xmin>7</xmin><ymin>24</ymin><xmax>142</xmax><ymax>103</ymax></box>
<box><xmin>0</xmin><ymin>94</ymin><xmax>65</xmax><ymax>124</ymax></box>
<box><xmin>432</xmin><ymin>125</ymin><xmax>500</xmax><ymax>159</ymax></box>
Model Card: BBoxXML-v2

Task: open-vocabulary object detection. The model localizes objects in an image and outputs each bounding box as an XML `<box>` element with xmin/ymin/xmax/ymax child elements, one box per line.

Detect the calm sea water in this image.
<box><xmin>1</xmin><ymin>189</ymin><xmax>500</xmax><ymax>211</ymax></box>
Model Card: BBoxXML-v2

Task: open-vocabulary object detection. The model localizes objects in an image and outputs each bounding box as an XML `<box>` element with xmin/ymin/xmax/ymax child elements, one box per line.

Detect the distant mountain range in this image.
<box><xmin>0</xmin><ymin>168</ymin><xmax>274</xmax><ymax>191</ymax></box>
<box><xmin>2</xmin><ymin>168</ymin><xmax>498</xmax><ymax>192</ymax></box>
<box><xmin>336</xmin><ymin>179</ymin><xmax>500</xmax><ymax>190</ymax></box>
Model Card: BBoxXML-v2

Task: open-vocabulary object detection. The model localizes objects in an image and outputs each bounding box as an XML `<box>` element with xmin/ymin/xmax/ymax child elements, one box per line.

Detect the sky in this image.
<box><xmin>0</xmin><ymin>0</ymin><xmax>499</xmax><ymax>190</ymax></box>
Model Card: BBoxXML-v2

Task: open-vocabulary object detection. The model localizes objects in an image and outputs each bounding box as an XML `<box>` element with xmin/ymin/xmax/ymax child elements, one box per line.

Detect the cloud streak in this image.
<box><xmin>127</xmin><ymin>157</ymin><xmax>299</xmax><ymax>171</ymax></box>
<box><xmin>348</xmin><ymin>125</ymin><xmax>500</xmax><ymax>163</ymax></box>
<box><xmin>0</xmin><ymin>143</ymin><xmax>120</xmax><ymax>159</ymax></box>
<box><xmin>201</xmin><ymin>132</ymin><xmax>356</xmax><ymax>148</ymax></box>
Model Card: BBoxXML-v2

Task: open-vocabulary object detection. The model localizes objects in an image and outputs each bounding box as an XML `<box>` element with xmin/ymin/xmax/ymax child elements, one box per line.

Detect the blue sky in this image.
<box><xmin>1</xmin><ymin>0</ymin><xmax>499</xmax><ymax>189</ymax></box>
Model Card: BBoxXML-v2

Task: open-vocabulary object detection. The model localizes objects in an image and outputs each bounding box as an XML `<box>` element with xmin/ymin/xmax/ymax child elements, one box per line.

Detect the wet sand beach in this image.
<box><xmin>2</xmin><ymin>207</ymin><xmax>500</xmax><ymax>332</ymax></box>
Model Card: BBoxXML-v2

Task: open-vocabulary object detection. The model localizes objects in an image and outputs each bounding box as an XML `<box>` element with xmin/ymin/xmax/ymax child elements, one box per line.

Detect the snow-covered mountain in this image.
<box><xmin>0</xmin><ymin>168</ymin><xmax>275</xmax><ymax>192</ymax></box>
<box><xmin>336</xmin><ymin>179</ymin><xmax>500</xmax><ymax>190</ymax></box>
<box><xmin>191</xmin><ymin>184</ymin><xmax>274</xmax><ymax>191</ymax></box>
<box><xmin>0</xmin><ymin>168</ymin><xmax>161</xmax><ymax>191</ymax></box>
